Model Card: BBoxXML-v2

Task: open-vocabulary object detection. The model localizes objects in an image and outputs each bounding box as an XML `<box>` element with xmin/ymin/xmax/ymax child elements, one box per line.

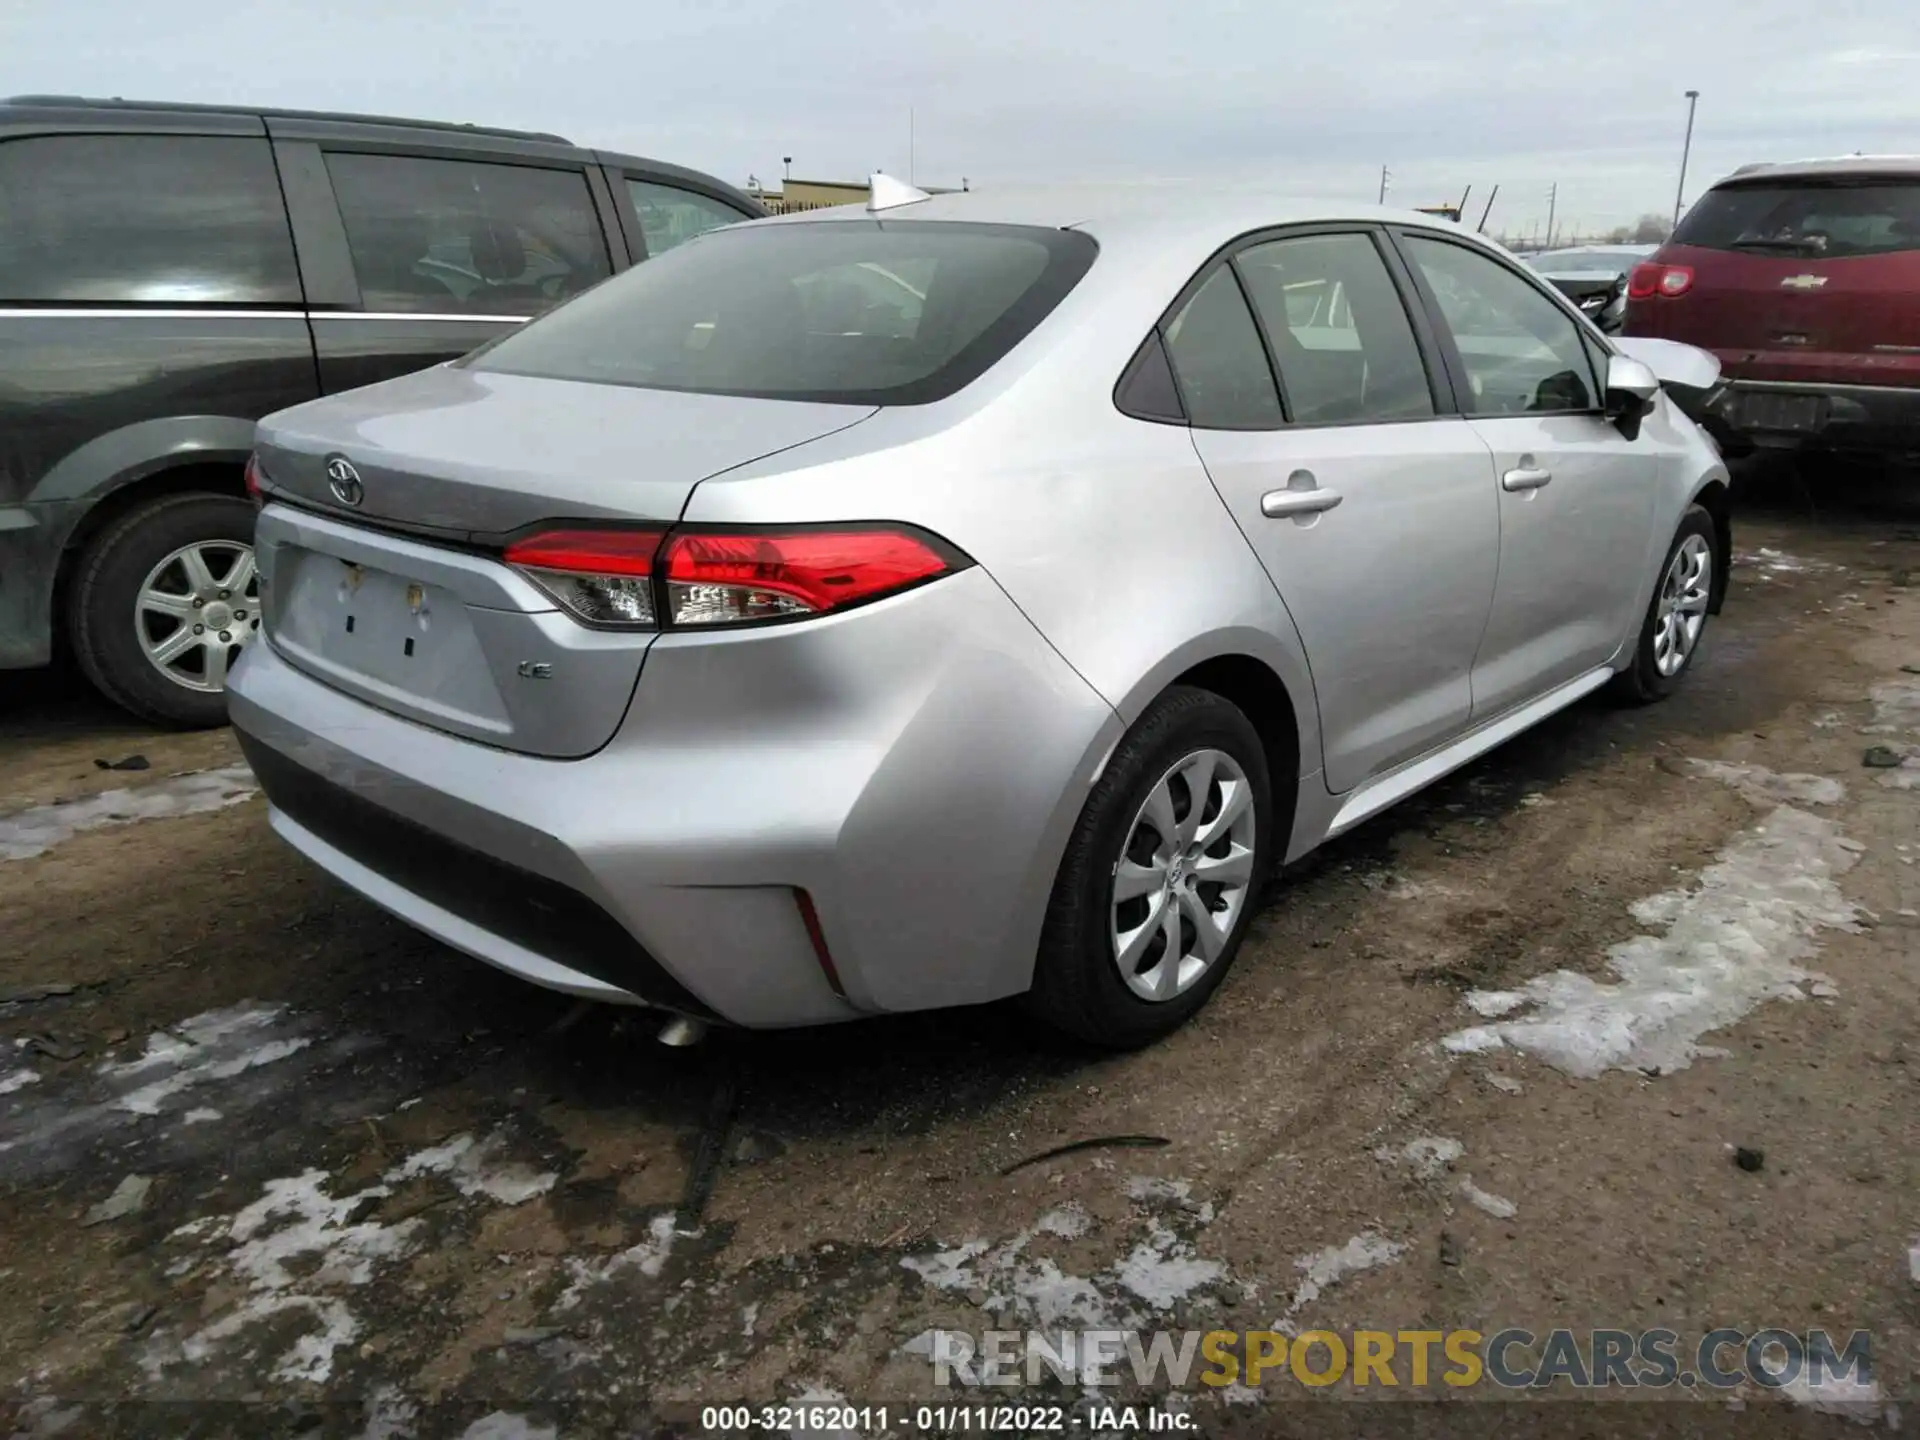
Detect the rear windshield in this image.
<box><xmin>1673</xmin><ymin>181</ymin><xmax>1920</xmax><ymax>258</ymax></box>
<box><xmin>466</xmin><ymin>219</ymin><xmax>1098</xmax><ymax>405</ymax></box>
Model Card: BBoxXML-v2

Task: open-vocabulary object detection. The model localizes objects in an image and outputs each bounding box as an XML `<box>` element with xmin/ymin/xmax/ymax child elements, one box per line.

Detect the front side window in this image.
<box><xmin>1402</xmin><ymin>235</ymin><xmax>1599</xmax><ymax>415</ymax></box>
<box><xmin>325</xmin><ymin>153</ymin><xmax>613</xmax><ymax>316</ymax></box>
<box><xmin>1161</xmin><ymin>267</ymin><xmax>1283</xmax><ymax>429</ymax></box>
<box><xmin>627</xmin><ymin>180</ymin><xmax>751</xmax><ymax>257</ymax></box>
<box><xmin>0</xmin><ymin>135</ymin><xmax>300</xmax><ymax>304</ymax></box>
<box><xmin>1234</xmin><ymin>233</ymin><xmax>1435</xmax><ymax>424</ymax></box>
<box><xmin>469</xmin><ymin>220</ymin><xmax>1095</xmax><ymax>405</ymax></box>
<box><xmin>1674</xmin><ymin>181</ymin><xmax>1920</xmax><ymax>258</ymax></box>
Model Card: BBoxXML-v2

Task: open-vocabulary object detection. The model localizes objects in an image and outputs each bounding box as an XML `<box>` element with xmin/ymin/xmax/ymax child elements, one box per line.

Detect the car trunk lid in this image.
<box><xmin>250</xmin><ymin>368</ymin><xmax>875</xmax><ymax>756</ymax></box>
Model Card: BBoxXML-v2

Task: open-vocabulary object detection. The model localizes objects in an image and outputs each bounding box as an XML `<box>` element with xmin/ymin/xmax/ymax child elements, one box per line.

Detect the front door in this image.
<box><xmin>1167</xmin><ymin>231</ymin><xmax>1501</xmax><ymax>794</ymax></box>
<box><xmin>1396</xmin><ymin>233</ymin><xmax>1660</xmax><ymax>716</ymax></box>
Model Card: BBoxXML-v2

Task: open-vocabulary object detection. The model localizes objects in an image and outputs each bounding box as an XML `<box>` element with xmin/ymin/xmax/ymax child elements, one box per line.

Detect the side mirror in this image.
<box><xmin>1605</xmin><ymin>355</ymin><xmax>1659</xmax><ymax>438</ymax></box>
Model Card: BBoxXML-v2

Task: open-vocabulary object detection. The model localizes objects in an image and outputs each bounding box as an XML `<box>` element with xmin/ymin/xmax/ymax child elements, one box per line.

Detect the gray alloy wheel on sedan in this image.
<box><xmin>1612</xmin><ymin>503</ymin><xmax>1719</xmax><ymax>704</ymax></box>
<box><xmin>70</xmin><ymin>491</ymin><xmax>261</xmax><ymax>728</ymax></box>
<box><xmin>1028</xmin><ymin>686</ymin><xmax>1273</xmax><ymax>1048</ymax></box>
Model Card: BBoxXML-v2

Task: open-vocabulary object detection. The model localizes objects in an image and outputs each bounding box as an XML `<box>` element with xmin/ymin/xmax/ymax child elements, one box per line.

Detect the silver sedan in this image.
<box><xmin>229</xmin><ymin>181</ymin><xmax>1730</xmax><ymax>1047</ymax></box>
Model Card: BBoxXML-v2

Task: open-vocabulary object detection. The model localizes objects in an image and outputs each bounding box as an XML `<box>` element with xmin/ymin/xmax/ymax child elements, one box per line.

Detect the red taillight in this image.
<box><xmin>244</xmin><ymin>454</ymin><xmax>264</xmax><ymax>507</ymax></box>
<box><xmin>1627</xmin><ymin>262</ymin><xmax>1694</xmax><ymax>300</ymax></box>
<box><xmin>658</xmin><ymin>527</ymin><xmax>957</xmax><ymax>627</ymax></box>
<box><xmin>502</xmin><ymin>524</ymin><xmax>963</xmax><ymax>629</ymax></box>
<box><xmin>1626</xmin><ymin>262</ymin><xmax>1663</xmax><ymax>300</ymax></box>
<box><xmin>504</xmin><ymin>528</ymin><xmax>665</xmax><ymax>627</ymax></box>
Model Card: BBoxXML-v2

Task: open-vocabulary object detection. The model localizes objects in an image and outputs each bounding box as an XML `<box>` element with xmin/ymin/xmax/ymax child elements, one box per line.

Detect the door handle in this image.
<box><xmin>1501</xmin><ymin>466</ymin><xmax>1552</xmax><ymax>492</ymax></box>
<box><xmin>1261</xmin><ymin>484</ymin><xmax>1344</xmax><ymax>518</ymax></box>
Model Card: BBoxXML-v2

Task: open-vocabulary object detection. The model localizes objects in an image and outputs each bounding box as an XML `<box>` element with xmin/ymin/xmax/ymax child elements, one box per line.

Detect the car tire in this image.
<box><xmin>69</xmin><ymin>491</ymin><xmax>261</xmax><ymax>729</ymax></box>
<box><xmin>1024</xmin><ymin>686</ymin><xmax>1273</xmax><ymax>1048</ymax></box>
<box><xmin>1609</xmin><ymin>503</ymin><xmax>1718</xmax><ymax>705</ymax></box>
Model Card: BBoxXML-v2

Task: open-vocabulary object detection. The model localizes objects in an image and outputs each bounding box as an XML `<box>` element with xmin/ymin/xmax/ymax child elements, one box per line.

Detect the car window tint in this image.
<box><xmin>627</xmin><ymin>180</ymin><xmax>751</xmax><ymax>257</ymax></box>
<box><xmin>1403</xmin><ymin>236</ymin><xmax>1599</xmax><ymax>415</ymax></box>
<box><xmin>1234</xmin><ymin>233</ymin><xmax>1434</xmax><ymax>424</ymax></box>
<box><xmin>325</xmin><ymin>153</ymin><xmax>613</xmax><ymax>316</ymax></box>
<box><xmin>1674</xmin><ymin>181</ymin><xmax>1920</xmax><ymax>258</ymax></box>
<box><xmin>0</xmin><ymin>135</ymin><xmax>300</xmax><ymax>304</ymax></box>
<box><xmin>1161</xmin><ymin>267</ymin><xmax>1283</xmax><ymax>429</ymax></box>
<box><xmin>469</xmin><ymin>220</ymin><xmax>1096</xmax><ymax>406</ymax></box>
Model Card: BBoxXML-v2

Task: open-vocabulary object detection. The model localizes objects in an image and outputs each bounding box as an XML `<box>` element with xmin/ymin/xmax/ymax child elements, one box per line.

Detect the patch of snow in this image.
<box><xmin>1687</xmin><ymin>759</ymin><xmax>1844</xmax><ymax>807</ymax></box>
<box><xmin>1486</xmin><ymin>1074</ymin><xmax>1524</xmax><ymax>1095</ymax></box>
<box><xmin>362</xmin><ymin>1385</ymin><xmax>417</xmax><ymax>1440</ymax></box>
<box><xmin>1037</xmin><ymin>1202</ymin><xmax>1092</xmax><ymax>1238</ymax></box>
<box><xmin>0</xmin><ymin>1069</ymin><xmax>39</xmax><ymax>1095</ymax></box>
<box><xmin>1459</xmin><ymin>1178</ymin><xmax>1517</xmax><ymax>1219</ymax></box>
<box><xmin>1736</xmin><ymin>547</ymin><xmax>1837</xmax><ymax>578</ymax></box>
<box><xmin>100</xmin><ymin>1004</ymin><xmax>312</xmax><ymax>1116</ymax></box>
<box><xmin>902</xmin><ymin>1206</ymin><xmax>1226</xmax><ymax>1330</ymax></box>
<box><xmin>1375</xmin><ymin>1136</ymin><xmax>1464</xmax><ymax>1181</ymax></box>
<box><xmin>1442</xmin><ymin>805</ymin><xmax>1860</xmax><ymax>1079</ymax></box>
<box><xmin>459</xmin><ymin>1416</ymin><xmax>557</xmax><ymax>1440</ymax></box>
<box><xmin>1909</xmin><ymin>1241</ymin><xmax>1919</xmax><ymax>1287</ymax></box>
<box><xmin>0</xmin><ymin>766</ymin><xmax>257</xmax><ymax>862</ymax></box>
<box><xmin>1466</xmin><ymin>991</ymin><xmax>1525</xmax><ymax>1018</ymax></box>
<box><xmin>182</xmin><ymin>1107</ymin><xmax>222</xmax><ymax>1125</ymax></box>
<box><xmin>1110</xmin><ymin>1220</ymin><xmax>1223</xmax><ymax>1310</ymax></box>
<box><xmin>145</xmin><ymin>1167</ymin><xmax>421</xmax><ymax>1384</ymax></box>
<box><xmin>1779</xmin><ymin>1370</ymin><xmax>1891</xmax><ymax>1427</ymax></box>
<box><xmin>1278</xmin><ymin>1232</ymin><xmax>1403</xmax><ymax>1329</ymax></box>
<box><xmin>388</xmin><ymin>1130</ymin><xmax>555</xmax><ymax>1206</ymax></box>
<box><xmin>1125</xmin><ymin>1176</ymin><xmax>1192</xmax><ymax>1205</ymax></box>
<box><xmin>556</xmin><ymin>1212</ymin><xmax>682</xmax><ymax>1310</ymax></box>
<box><xmin>741</xmin><ymin>1301</ymin><xmax>759</xmax><ymax>1338</ymax></box>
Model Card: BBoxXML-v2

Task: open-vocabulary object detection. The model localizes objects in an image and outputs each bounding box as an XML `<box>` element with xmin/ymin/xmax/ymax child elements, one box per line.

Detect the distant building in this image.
<box><xmin>745</xmin><ymin>176</ymin><xmax>965</xmax><ymax>214</ymax></box>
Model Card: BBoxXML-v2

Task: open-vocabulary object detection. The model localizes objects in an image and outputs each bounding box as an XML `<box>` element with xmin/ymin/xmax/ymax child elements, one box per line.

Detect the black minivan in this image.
<box><xmin>0</xmin><ymin>95</ymin><xmax>763</xmax><ymax>725</ymax></box>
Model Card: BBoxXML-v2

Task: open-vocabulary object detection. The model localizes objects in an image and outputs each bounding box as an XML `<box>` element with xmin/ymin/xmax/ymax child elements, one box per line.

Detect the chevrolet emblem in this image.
<box><xmin>1779</xmin><ymin>274</ymin><xmax>1828</xmax><ymax>289</ymax></box>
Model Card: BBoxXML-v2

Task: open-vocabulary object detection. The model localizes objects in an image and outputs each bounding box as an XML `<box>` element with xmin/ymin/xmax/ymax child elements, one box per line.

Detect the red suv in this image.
<box><xmin>1623</xmin><ymin>157</ymin><xmax>1920</xmax><ymax>459</ymax></box>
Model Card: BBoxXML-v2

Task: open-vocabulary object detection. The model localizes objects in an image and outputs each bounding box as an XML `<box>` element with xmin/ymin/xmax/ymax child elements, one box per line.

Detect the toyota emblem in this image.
<box><xmin>325</xmin><ymin>455</ymin><xmax>366</xmax><ymax>508</ymax></box>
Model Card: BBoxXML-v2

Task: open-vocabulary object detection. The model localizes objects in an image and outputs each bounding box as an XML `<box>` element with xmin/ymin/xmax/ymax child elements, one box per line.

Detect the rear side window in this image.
<box><xmin>1674</xmin><ymin>181</ymin><xmax>1920</xmax><ymax>258</ymax></box>
<box><xmin>0</xmin><ymin>135</ymin><xmax>300</xmax><ymax>304</ymax></box>
<box><xmin>1234</xmin><ymin>233</ymin><xmax>1435</xmax><ymax>424</ymax></box>
<box><xmin>627</xmin><ymin>180</ymin><xmax>750</xmax><ymax>257</ymax></box>
<box><xmin>325</xmin><ymin>153</ymin><xmax>613</xmax><ymax>316</ymax></box>
<box><xmin>468</xmin><ymin>220</ymin><xmax>1097</xmax><ymax>405</ymax></box>
<box><xmin>1161</xmin><ymin>267</ymin><xmax>1283</xmax><ymax>429</ymax></box>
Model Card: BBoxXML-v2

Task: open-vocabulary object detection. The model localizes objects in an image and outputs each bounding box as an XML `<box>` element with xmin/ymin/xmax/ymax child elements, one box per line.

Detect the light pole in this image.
<box><xmin>1673</xmin><ymin>90</ymin><xmax>1700</xmax><ymax>229</ymax></box>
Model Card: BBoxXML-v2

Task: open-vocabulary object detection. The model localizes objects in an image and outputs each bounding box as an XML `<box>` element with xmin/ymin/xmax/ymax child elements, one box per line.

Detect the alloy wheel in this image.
<box><xmin>1109</xmin><ymin>747</ymin><xmax>1258</xmax><ymax>1002</ymax></box>
<box><xmin>134</xmin><ymin>541</ymin><xmax>261</xmax><ymax>693</ymax></box>
<box><xmin>1653</xmin><ymin>533</ymin><xmax>1713</xmax><ymax>678</ymax></box>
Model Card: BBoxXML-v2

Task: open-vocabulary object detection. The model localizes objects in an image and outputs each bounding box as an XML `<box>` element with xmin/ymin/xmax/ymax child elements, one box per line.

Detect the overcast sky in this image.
<box><xmin>7</xmin><ymin>0</ymin><xmax>1918</xmax><ymax>239</ymax></box>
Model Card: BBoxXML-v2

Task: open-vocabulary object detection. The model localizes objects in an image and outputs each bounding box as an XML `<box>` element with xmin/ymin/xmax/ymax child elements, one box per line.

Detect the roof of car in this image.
<box><xmin>754</xmin><ymin>184</ymin><xmax>1483</xmax><ymax>248</ymax></box>
<box><xmin>1720</xmin><ymin>155</ymin><xmax>1920</xmax><ymax>185</ymax></box>
<box><xmin>1</xmin><ymin>93</ymin><xmax>572</xmax><ymax>143</ymax></box>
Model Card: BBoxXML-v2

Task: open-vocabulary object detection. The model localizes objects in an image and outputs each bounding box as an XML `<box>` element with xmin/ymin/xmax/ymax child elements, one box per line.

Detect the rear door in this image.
<box><xmin>1632</xmin><ymin>177</ymin><xmax>1920</xmax><ymax>388</ymax></box>
<box><xmin>1174</xmin><ymin>227</ymin><xmax>1501</xmax><ymax>794</ymax></box>
<box><xmin>0</xmin><ymin>117</ymin><xmax>318</xmax><ymax>520</ymax></box>
<box><xmin>1395</xmin><ymin>231</ymin><xmax>1659</xmax><ymax>714</ymax></box>
<box><xmin>270</xmin><ymin>124</ymin><xmax>621</xmax><ymax>394</ymax></box>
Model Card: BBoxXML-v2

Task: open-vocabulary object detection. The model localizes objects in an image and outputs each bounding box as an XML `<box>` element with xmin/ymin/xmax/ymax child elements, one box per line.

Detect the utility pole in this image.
<box><xmin>1673</xmin><ymin>89</ymin><xmax>1700</xmax><ymax>228</ymax></box>
<box><xmin>1546</xmin><ymin>183</ymin><xmax>1558</xmax><ymax>249</ymax></box>
<box><xmin>1378</xmin><ymin>166</ymin><xmax>1389</xmax><ymax>204</ymax></box>
<box><xmin>909</xmin><ymin>109</ymin><xmax>915</xmax><ymax>185</ymax></box>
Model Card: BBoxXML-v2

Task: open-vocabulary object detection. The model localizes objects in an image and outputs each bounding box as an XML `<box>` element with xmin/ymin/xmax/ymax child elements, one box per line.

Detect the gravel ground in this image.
<box><xmin>1</xmin><ymin>505</ymin><xmax>1915</xmax><ymax>1440</ymax></box>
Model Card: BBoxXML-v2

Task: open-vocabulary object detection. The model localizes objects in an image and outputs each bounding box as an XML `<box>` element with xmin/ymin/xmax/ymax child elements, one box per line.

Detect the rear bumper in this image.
<box><xmin>1708</xmin><ymin>379</ymin><xmax>1920</xmax><ymax>455</ymax></box>
<box><xmin>227</xmin><ymin>566</ymin><xmax>1120</xmax><ymax>1027</ymax></box>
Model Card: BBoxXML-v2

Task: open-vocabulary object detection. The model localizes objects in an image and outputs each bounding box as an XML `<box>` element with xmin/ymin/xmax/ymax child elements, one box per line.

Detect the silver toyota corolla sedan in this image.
<box><xmin>229</xmin><ymin>180</ymin><xmax>1731</xmax><ymax>1048</ymax></box>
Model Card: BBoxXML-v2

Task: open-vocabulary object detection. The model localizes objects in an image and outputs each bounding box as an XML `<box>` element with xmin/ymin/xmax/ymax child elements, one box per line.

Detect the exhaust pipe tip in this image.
<box><xmin>657</xmin><ymin>1016</ymin><xmax>708</xmax><ymax>1048</ymax></box>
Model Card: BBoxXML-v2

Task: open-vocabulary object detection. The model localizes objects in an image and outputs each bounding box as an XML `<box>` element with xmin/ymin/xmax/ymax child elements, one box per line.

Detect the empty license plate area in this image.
<box><xmin>1735</xmin><ymin>390</ymin><xmax>1829</xmax><ymax>433</ymax></box>
<box><xmin>271</xmin><ymin>547</ymin><xmax>512</xmax><ymax>734</ymax></box>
